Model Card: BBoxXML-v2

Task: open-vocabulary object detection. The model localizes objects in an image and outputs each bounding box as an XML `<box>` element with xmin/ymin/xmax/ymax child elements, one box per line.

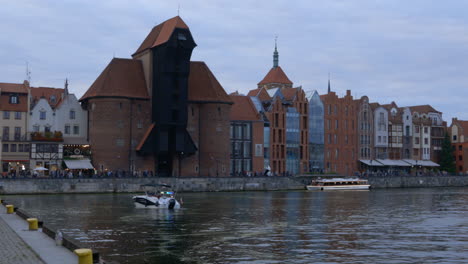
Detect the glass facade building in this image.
<box><xmin>286</xmin><ymin>107</ymin><xmax>300</xmax><ymax>175</ymax></box>
<box><xmin>308</xmin><ymin>91</ymin><xmax>324</xmax><ymax>172</ymax></box>
<box><xmin>230</xmin><ymin>122</ymin><xmax>252</xmax><ymax>175</ymax></box>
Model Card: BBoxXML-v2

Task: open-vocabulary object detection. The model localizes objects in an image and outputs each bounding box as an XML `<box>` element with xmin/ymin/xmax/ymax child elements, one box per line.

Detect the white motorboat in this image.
<box><xmin>133</xmin><ymin>184</ymin><xmax>181</xmax><ymax>209</ymax></box>
<box><xmin>306</xmin><ymin>178</ymin><xmax>370</xmax><ymax>191</ymax></box>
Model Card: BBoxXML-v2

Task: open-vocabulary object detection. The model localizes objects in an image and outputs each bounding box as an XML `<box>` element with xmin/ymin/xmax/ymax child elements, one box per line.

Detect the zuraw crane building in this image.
<box><xmin>80</xmin><ymin>16</ymin><xmax>233</xmax><ymax>177</ymax></box>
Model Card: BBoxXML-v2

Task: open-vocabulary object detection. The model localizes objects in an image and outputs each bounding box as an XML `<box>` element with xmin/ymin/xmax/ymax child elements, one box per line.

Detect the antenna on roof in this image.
<box><xmin>26</xmin><ymin>61</ymin><xmax>31</xmax><ymax>84</ymax></box>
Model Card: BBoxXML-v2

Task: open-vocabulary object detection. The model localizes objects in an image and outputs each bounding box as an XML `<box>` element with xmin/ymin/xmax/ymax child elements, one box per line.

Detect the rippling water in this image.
<box><xmin>5</xmin><ymin>188</ymin><xmax>468</xmax><ymax>263</ymax></box>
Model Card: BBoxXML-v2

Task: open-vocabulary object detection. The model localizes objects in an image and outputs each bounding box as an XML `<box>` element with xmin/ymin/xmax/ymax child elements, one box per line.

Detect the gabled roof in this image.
<box><xmin>408</xmin><ymin>105</ymin><xmax>440</xmax><ymax>114</ymax></box>
<box><xmin>31</xmin><ymin>87</ymin><xmax>64</xmax><ymax>109</ymax></box>
<box><xmin>0</xmin><ymin>82</ymin><xmax>28</xmax><ymax>94</ymax></box>
<box><xmin>229</xmin><ymin>95</ymin><xmax>261</xmax><ymax>121</ymax></box>
<box><xmin>282</xmin><ymin>87</ymin><xmax>298</xmax><ymax>101</ymax></box>
<box><xmin>188</xmin><ymin>61</ymin><xmax>233</xmax><ymax>104</ymax></box>
<box><xmin>80</xmin><ymin>58</ymin><xmax>149</xmax><ymax>101</ymax></box>
<box><xmin>247</xmin><ymin>87</ymin><xmax>271</xmax><ymax>101</ymax></box>
<box><xmin>258</xmin><ymin>66</ymin><xmax>293</xmax><ymax>85</ymax></box>
<box><xmin>133</xmin><ymin>16</ymin><xmax>190</xmax><ymax>56</ymax></box>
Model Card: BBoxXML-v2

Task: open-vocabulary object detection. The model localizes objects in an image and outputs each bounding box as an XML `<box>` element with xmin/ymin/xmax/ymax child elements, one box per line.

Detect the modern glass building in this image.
<box><xmin>308</xmin><ymin>91</ymin><xmax>324</xmax><ymax>172</ymax></box>
<box><xmin>286</xmin><ymin>107</ymin><xmax>300</xmax><ymax>175</ymax></box>
<box><xmin>230</xmin><ymin>122</ymin><xmax>252</xmax><ymax>175</ymax></box>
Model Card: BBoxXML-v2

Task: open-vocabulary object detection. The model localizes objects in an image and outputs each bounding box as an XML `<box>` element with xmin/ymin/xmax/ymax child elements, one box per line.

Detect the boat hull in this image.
<box><xmin>132</xmin><ymin>195</ymin><xmax>181</xmax><ymax>209</ymax></box>
<box><xmin>306</xmin><ymin>184</ymin><xmax>370</xmax><ymax>191</ymax></box>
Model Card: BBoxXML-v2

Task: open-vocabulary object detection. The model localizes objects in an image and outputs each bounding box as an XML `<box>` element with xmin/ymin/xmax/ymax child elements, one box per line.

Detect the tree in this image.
<box><xmin>439</xmin><ymin>133</ymin><xmax>455</xmax><ymax>173</ymax></box>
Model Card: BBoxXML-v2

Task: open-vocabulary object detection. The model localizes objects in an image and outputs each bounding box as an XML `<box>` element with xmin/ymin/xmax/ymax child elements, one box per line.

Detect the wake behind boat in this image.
<box><xmin>133</xmin><ymin>184</ymin><xmax>181</xmax><ymax>209</ymax></box>
<box><xmin>306</xmin><ymin>178</ymin><xmax>370</xmax><ymax>191</ymax></box>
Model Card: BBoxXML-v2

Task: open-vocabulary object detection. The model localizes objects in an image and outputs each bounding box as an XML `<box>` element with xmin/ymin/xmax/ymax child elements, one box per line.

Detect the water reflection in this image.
<box><xmin>5</xmin><ymin>188</ymin><xmax>468</xmax><ymax>263</ymax></box>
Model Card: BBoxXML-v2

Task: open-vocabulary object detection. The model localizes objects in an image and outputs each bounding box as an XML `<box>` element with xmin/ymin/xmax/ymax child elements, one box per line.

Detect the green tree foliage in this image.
<box><xmin>439</xmin><ymin>133</ymin><xmax>455</xmax><ymax>173</ymax></box>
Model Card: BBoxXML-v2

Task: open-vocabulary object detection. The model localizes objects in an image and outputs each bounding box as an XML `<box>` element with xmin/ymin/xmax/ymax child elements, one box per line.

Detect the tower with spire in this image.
<box><xmin>257</xmin><ymin>37</ymin><xmax>293</xmax><ymax>89</ymax></box>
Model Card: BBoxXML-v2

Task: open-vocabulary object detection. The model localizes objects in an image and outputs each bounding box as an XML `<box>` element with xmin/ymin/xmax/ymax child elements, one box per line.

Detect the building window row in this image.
<box><xmin>2</xmin><ymin>143</ymin><xmax>30</xmax><ymax>153</ymax></box>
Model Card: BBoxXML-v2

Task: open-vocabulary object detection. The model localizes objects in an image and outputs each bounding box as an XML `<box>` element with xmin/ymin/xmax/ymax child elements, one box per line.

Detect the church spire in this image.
<box><xmin>64</xmin><ymin>78</ymin><xmax>69</xmax><ymax>96</ymax></box>
<box><xmin>327</xmin><ymin>73</ymin><xmax>331</xmax><ymax>93</ymax></box>
<box><xmin>273</xmin><ymin>36</ymin><xmax>279</xmax><ymax>68</ymax></box>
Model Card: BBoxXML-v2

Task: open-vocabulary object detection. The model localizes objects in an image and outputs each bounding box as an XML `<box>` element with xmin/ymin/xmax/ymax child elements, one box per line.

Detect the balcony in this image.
<box><xmin>30</xmin><ymin>131</ymin><xmax>63</xmax><ymax>142</ymax></box>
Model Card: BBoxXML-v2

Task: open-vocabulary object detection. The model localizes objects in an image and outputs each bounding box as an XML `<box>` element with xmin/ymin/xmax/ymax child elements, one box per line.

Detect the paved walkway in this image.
<box><xmin>0</xmin><ymin>203</ymin><xmax>77</xmax><ymax>264</ymax></box>
<box><xmin>0</xmin><ymin>213</ymin><xmax>45</xmax><ymax>264</ymax></box>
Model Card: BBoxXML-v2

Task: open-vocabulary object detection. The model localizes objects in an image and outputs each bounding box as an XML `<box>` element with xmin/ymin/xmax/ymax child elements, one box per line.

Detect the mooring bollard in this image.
<box><xmin>6</xmin><ymin>204</ymin><xmax>14</xmax><ymax>214</ymax></box>
<box><xmin>27</xmin><ymin>218</ymin><xmax>38</xmax><ymax>231</ymax></box>
<box><xmin>74</xmin><ymin>248</ymin><xmax>93</xmax><ymax>264</ymax></box>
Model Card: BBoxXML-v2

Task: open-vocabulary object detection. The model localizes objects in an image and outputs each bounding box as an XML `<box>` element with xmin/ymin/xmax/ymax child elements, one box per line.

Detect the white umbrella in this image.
<box><xmin>34</xmin><ymin>167</ymin><xmax>48</xmax><ymax>171</ymax></box>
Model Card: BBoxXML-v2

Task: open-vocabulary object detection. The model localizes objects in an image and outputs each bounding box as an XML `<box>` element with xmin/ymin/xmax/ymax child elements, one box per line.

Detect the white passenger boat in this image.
<box><xmin>133</xmin><ymin>184</ymin><xmax>181</xmax><ymax>209</ymax></box>
<box><xmin>306</xmin><ymin>178</ymin><xmax>370</xmax><ymax>191</ymax></box>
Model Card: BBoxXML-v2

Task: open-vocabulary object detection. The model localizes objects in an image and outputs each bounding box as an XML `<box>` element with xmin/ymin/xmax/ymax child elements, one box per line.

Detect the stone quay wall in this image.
<box><xmin>0</xmin><ymin>175</ymin><xmax>467</xmax><ymax>195</ymax></box>
<box><xmin>0</xmin><ymin>177</ymin><xmax>305</xmax><ymax>195</ymax></box>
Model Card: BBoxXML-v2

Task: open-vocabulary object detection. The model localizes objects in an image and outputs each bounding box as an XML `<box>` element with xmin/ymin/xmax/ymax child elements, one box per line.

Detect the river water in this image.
<box><xmin>4</xmin><ymin>188</ymin><xmax>468</xmax><ymax>264</ymax></box>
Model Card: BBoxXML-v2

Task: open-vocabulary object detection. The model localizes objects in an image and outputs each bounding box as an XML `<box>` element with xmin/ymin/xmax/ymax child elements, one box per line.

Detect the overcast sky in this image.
<box><xmin>1</xmin><ymin>0</ymin><xmax>467</xmax><ymax>122</ymax></box>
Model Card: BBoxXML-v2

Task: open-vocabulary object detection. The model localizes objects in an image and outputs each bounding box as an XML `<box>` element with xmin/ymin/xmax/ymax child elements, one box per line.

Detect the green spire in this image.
<box><xmin>273</xmin><ymin>36</ymin><xmax>279</xmax><ymax>68</ymax></box>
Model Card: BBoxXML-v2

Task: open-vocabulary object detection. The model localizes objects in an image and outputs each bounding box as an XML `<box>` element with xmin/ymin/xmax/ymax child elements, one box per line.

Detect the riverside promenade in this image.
<box><xmin>0</xmin><ymin>203</ymin><xmax>76</xmax><ymax>264</ymax></box>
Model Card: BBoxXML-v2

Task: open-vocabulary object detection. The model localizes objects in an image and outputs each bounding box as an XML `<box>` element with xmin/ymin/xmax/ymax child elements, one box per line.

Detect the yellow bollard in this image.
<box><xmin>74</xmin><ymin>248</ymin><xmax>93</xmax><ymax>264</ymax></box>
<box><xmin>6</xmin><ymin>205</ymin><xmax>14</xmax><ymax>214</ymax></box>
<box><xmin>27</xmin><ymin>218</ymin><xmax>38</xmax><ymax>231</ymax></box>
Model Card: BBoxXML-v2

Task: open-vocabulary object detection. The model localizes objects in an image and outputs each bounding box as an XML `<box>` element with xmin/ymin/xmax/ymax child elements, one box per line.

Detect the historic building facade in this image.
<box><xmin>247</xmin><ymin>44</ymin><xmax>308</xmax><ymax>175</ymax></box>
<box><xmin>0</xmin><ymin>81</ymin><xmax>30</xmax><ymax>174</ymax></box>
<box><xmin>449</xmin><ymin>118</ymin><xmax>468</xmax><ymax>174</ymax></box>
<box><xmin>80</xmin><ymin>16</ymin><xmax>232</xmax><ymax>177</ymax></box>
<box><xmin>321</xmin><ymin>88</ymin><xmax>357</xmax><ymax>175</ymax></box>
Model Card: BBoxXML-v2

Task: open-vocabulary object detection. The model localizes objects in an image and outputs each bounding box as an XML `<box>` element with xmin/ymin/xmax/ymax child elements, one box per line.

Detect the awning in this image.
<box><xmin>403</xmin><ymin>159</ymin><xmax>440</xmax><ymax>167</ymax></box>
<box><xmin>359</xmin><ymin>160</ymin><xmax>384</xmax><ymax>166</ymax></box>
<box><xmin>64</xmin><ymin>159</ymin><xmax>94</xmax><ymax>169</ymax></box>
<box><xmin>376</xmin><ymin>159</ymin><xmax>412</xmax><ymax>167</ymax></box>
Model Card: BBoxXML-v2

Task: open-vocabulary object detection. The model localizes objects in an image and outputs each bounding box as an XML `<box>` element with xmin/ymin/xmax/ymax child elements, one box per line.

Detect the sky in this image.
<box><xmin>1</xmin><ymin>0</ymin><xmax>468</xmax><ymax>122</ymax></box>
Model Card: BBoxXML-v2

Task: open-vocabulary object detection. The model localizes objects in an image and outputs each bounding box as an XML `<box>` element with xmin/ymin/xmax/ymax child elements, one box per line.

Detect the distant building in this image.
<box><xmin>0</xmin><ymin>81</ymin><xmax>30</xmax><ymax>174</ymax></box>
<box><xmin>80</xmin><ymin>16</ymin><xmax>233</xmax><ymax>176</ymax></box>
<box><xmin>321</xmin><ymin>88</ymin><xmax>357</xmax><ymax>175</ymax></box>
<box><xmin>28</xmin><ymin>81</ymin><xmax>89</xmax><ymax>172</ymax></box>
<box><xmin>307</xmin><ymin>90</ymin><xmax>324</xmax><ymax>172</ymax></box>
<box><xmin>449</xmin><ymin>118</ymin><xmax>468</xmax><ymax>174</ymax></box>
<box><xmin>229</xmin><ymin>95</ymin><xmax>264</xmax><ymax>175</ymax></box>
<box><xmin>248</xmin><ymin>44</ymin><xmax>308</xmax><ymax>175</ymax></box>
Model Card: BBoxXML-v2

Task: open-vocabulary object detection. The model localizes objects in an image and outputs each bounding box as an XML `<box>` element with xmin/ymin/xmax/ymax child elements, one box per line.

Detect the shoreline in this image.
<box><xmin>0</xmin><ymin>175</ymin><xmax>467</xmax><ymax>195</ymax></box>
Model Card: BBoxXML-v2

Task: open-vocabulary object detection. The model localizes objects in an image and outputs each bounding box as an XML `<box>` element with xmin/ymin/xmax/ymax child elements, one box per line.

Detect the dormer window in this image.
<box><xmin>69</xmin><ymin>110</ymin><xmax>76</xmax><ymax>120</ymax></box>
<box><xmin>177</xmin><ymin>33</ymin><xmax>186</xmax><ymax>40</ymax></box>
<box><xmin>10</xmin><ymin>95</ymin><xmax>18</xmax><ymax>104</ymax></box>
<box><xmin>391</xmin><ymin>108</ymin><xmax>397</xmax><ymax>116</ymax></box>
<box><xmin>50</xmin><ymin>95</ymin><xmax>56</xmax><ymax>104</ymax></box>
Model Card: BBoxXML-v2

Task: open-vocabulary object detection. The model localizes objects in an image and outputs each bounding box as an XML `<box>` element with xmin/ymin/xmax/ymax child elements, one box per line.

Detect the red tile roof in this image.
<box><xmin>188</xmin><ymin>61</ymin><xmax>233</xmax><ymax>104</ymax></box>
<box><xmin>282</xmin><ymin>87</ymin><xmax>298</xmax><ymax>101</ymax></box>
<box><xmin>80</xmin><ymin>58</ymin><xmax>149</xmax><ymax>101</ymax></box>
<box><xmin>133</xmin><ymin>16</ymin><xmax>189</xmax><ymax>56</ymax></box>
<box><xmin>0</xmin><ymin>82</ymin><xmax>28</xmax><ymax>94</ymax></box>
<box><xmin>258</xmin><ymin>66</ymin><xmax>293</xmax><ymax>85</ymax></box>
<box><xmin>31</xmin><ymin>87</ymin><xmax>64</xmax><ymax>109</ymax></box>
<box><xmin>0</xmin><ymin>94</ymin><xmax>28</xmax><ymax>111</ymax></box>
<box><xmin>247</xmin><ymin>88</ymin><xmax>271</xmax><ymax>101</ymax></box>
<box><xmin>408</xmin><ymin>105</ymin><xmax>440</xmax><ymax>114</ymax></box>
<box><xmin>229</xmin><ymin>95</ymin><xmax>261</xmax><ymax>121</ymax></box>
<box><xmin>136</xmin><ymin>123</ymin><xmax>155</xmax><ymax>151</ymax></box>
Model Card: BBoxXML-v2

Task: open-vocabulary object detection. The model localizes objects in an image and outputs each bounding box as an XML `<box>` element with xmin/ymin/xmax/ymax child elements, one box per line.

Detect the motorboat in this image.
<box><xmin>133</xmin><ymin>184</ymin><xmax>181</xmax><ymax>209</ymax></box>
<box><xmin>306</xmin><ymin>178</ymin><xmax>370</xmax><ymax>191</ymax></box>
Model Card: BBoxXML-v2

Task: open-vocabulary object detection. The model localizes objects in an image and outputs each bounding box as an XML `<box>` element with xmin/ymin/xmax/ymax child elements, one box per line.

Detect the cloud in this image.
<box><xmin>1</xmin><ymin>0</ymin><xmax>467</xmax><ymax>122</ymax></box>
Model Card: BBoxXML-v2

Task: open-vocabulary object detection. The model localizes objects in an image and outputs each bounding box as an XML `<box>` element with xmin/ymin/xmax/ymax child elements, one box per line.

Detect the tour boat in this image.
<box><xmin>133</xmin><ymin>184</ymin><xmax>181</xmax><ymax>209</ymax></box>
<box><xmin>306</xmin><ymin>178</ymin><xmax>371</xmax><ymax>191</ymax></box>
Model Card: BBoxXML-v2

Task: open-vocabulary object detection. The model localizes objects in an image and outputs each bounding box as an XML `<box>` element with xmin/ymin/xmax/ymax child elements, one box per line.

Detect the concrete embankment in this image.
<box><xmin>1</xmin><ymin>175</ymin><xmax>468</xmax><ymax>195</ymax></box>
<box><xmin>0</xmin><ymin>177</ymin><xmax>305</xmax><ymax>194</ymax></box>
<box><xmin>0</xmin><ymin>201</ymin><xmax>79</xmax><ymax>264</ymax></box>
